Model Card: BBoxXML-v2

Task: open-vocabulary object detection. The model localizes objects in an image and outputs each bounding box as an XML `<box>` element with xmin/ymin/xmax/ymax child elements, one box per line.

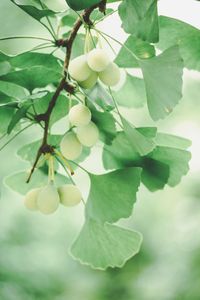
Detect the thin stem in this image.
<box><xmin>108</xmin><ymin>87</ymin><xmax>123</xmax><ymax>127</ymax></box>
<box><xmin>0</xmin><ymin>133</ymin><xmax>7</xmax><ymax>142</ymax></box>
<box><xmin>70</xmin><ymin>161</ymin><xmax>89</xmax><ymax>174</ymax></box>
<box><xmin>95</xmin><ymin>9</ymin><xmax>118</xmax><ymax>24</ymax></box>
<box><xmin>30</xmin><ymin>45</ymin><xmax>55</xmax><ymax>52</ymax></box>
<box><xmin>0</xmin><ymin>123</ymin><xmax>33</xmax><ymax>152</ymax></box>
<box><xmin>94</xmin><ymin>28</ymin><xmax>138</xmax><ymax>60</ymax></box>
<box><xmin>38</xmin><ymin>0</ymin><xmax>57</xmax><ymax>39</ymax></box>
<box><xmin>55</xmin><ymin>156</ymin><xmax>75</xmax><ymax>185</ymax></box>
<box><xmin>55</xmin><ymin>150</ymin><xmax>74</xmax><ymax>175</ymax></box>
<box><xmin>89</xmin><ymin>29</ymin><xmax>97</xmax><ymax>48</ymax></box>
<box><xmin>0</xmin><ymin>36</ymin><xmax>53</xmax><ymax>42</ymax></box>
<box><xmin>94</xmin><ymin>29</ymin><xmax>116</xmax><ymax>54</ymax></box>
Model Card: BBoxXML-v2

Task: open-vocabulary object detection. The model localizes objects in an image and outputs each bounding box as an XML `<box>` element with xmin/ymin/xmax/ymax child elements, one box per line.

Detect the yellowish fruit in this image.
<box><xmin>87</xmin><ymin>49</ymin><xmax>110</xmax><ymax>72</ymax></box>
<box><xmin>60</xmin><ymin>132</ymin><xmax>82</xmax><ymax>160</ymax></box>
<box><xmin>58</xmin><ymin>184</ymin><xmax>82</xmax><ymax>207</ymax></box>
<box><xmin>99</xmin><ymin>62</ymin><xmax>121</xmax><ymax>86</ymax></box>
<box><xmin>77</xmin><ymin>122</ymin><xmax>99</xmax><ymax>147</ymax></box>
<box><xmin>37</xmin><ymin>182</ymin><xmax>60</xmax><ymax>215</ymax></box>
<box><xmin>69</xmin><ymin>104</ymin><xmax>91</xmax><ymax>126</ymax></box>
<box><xmin>68</xmin><ymin>55</ymin><xmax>92</xmax><ymax>82</ymax></box>
<box><xmin>24</xmin><ymin>188</ymin><xmax>41</xmax><ymax>211</ymax></box>
<box><xmin>79</xmin><ymin>71</ymin><xmax>98</xmax><ymax>89</ymax></box>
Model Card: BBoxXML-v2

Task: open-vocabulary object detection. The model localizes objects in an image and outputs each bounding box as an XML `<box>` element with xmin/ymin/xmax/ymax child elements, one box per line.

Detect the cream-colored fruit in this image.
<box><xmin>24</xmin><ymin>188</ymin><xmax>41</xmax><ymax>211</ymax></box>
<box><xmin>37</xmin><ymin>182</ymin><xmax>60</xmax><ymax>215</ymax></box>
<box><xmin>79</xmin><ymin>71</ymin><xmax>98</xmax><ymax>89</ymax></box>
<box><xmin>87</xmin><ymin>49</ymin><xmax>111</xmax><ymax>72</ymax></box>
<box><xmin>68</xmin><ymin>55</ymin><xmax>92</xmax><ymax>82</ymax></box>
<box><xmin>77</xmin><ymin>122</ymin><xmax>99</xmax><ymax>147</ymax></box>
<box><xmin>60</xmin><ymin>132</ymin><xmax>82</xmax><ymax>160</ymax></box>
<box><xmin>58</xmin><ymin>184</ymin><xmax>82</xmax><ymax>207</ymax></box>
<box><xmin>69</xmin><ymin>104</ymin><xmax>91</xmax><ymax>126</ymax></box>
<box><xmin>99</xmin><ymin>62</ymin><xmax>121</xmax><ymax>86</ymax></box>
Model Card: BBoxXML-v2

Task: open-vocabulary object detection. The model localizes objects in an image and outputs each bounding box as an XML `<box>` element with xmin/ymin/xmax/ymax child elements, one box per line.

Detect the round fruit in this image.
<box><xmin>69</xmin><ymin>104</ymin><xmax>91</xmax><ymax>126</ymax></box>
<box><xmin>99</xmin><ymin>62</ymin><xmax>121</xmax><ymax>86</ymax></box>
<box><xmin>58</xmin><ymin>184</ymin><xmax>82</xmax><ymax>207</ymax></box>
<box><xmin>68</xmin><ymin>55</ymin><xmax>92</xmax><ymax>82</ymax></box>
<box><xmin>79</xmin><ymin>71</ymin><xmax>98</xmax><ymax>89</ymax></box>
<box><xmin>60</xmin><ymin>132</ymin><xmax>82</xmax><ymax>160</ymax></box>
<box><xmin>76</xmin><ymin>122</ymin><xmax>99</xmax><ymax>147</ymax></box>
<box><xmin>37</xmin><ymin>182</ymin><xmax>60</xmax><ymax>215</ymax></box>
<box><xmin>24</xmin><ymin>188</ymin><xmax>41</xmax><ymax>211</ymax></box>
<box><xmin>87</xmin><ymin>49</ymin><xmax>111</xmax><ymax>72</ymax></box>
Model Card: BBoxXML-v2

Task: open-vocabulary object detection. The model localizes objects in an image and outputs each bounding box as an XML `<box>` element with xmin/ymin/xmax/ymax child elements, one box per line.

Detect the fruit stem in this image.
<box><xmin>55</xmin><ymin>150</ymin><xmax>74</xmax><ymax>176</ymax></box>
<box><xmin>48</xmin><ymin>155</ymin><xmax>55</xmax><ymax>182</ymax></box>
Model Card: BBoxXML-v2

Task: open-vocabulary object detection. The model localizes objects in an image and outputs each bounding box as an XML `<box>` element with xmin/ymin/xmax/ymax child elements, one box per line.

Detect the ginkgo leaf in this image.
<box><xmin>86</xmin><ymin>168</ymin><xmax>141</xmax><ymax>223</ymax></box>
<box><xmin>114</xmin><ymin>74</ymin><xmax>146</xmax><ymax>108</ymax></box>
<box><xmin>139</xmin><ymin>46</ymin><xmax>184</xmax><ymax>121</ymax></box>
<box><xmin>119</xmin><ymin>0</ymin><xmax>159</xmax><ymax>43</ymax></box>
<box><xmin>115</xmin><ymin>36</ymin><xmax>155</xmax><ymax>68</ymax></box>
<box><xmin>158</xmin><ymin>16</ymin><xmax>200</xmax><ymax>71</ymax></box>
<box><xmin>122</xmin><ymin>118</ymin><xmax>156</xmax><ymax>156</ymax></box>
<box><xmin>70</xmin><ymin>219</ymin><xmax>142</xmax><ymax>270</ymax></box>
<box><xmin>0</xmin><ymin>67</ymin><xmax>61</xmax><ymax>92</ymax></box>
<box><xmin>10</xmin><ymin>0</ymin><xmax>55</xmax><ymax>22</ymax></box>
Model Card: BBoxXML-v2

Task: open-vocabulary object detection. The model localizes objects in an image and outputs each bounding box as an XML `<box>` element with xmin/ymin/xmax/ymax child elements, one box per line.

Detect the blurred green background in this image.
<box><xmin>0</xmin><ymin>1</ymin><xmax>200</xmax><ymax>299</ymax></box>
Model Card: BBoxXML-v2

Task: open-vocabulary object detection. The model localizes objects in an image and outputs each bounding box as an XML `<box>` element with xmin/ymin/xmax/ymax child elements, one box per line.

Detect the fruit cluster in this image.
<box><xmin>60</xmin><ymin>103</ymin><xmax>99</xmax><ymax>160</ymax></box>
<box><xmin>24</xmin><ymin>182</ymin><xmax>82</xmax><ymax>214</ymax></box>
<box><xmin>68</xmin><ymin>48</ymin><xmax>121</xmax><ymax>89</ymax></box>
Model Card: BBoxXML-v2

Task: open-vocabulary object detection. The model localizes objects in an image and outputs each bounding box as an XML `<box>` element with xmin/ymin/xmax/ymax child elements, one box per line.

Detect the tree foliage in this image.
<box><xmin>0</xmin><ymin>0</ymin><xmax>194</xmax><ymax>269</ymax></box>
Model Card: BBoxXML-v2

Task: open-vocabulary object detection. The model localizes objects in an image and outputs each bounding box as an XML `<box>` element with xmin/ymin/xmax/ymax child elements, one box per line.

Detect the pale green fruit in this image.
<box><xmin>99</xmin><ymin>62</ymin><xmax>121</xmax><ymax>86</ymax></box>
<box><xmin>68</xmin><ymin>55</ymin><xmax>92</xmax><ymax>82</ymax></box>
<box><xmin>60</xmin><ymin>132</ymin><xmax>82</xmax><ymax>160</ymax></box>
<box><xmin>77</xmin><ymin>122</ymin><xmax>99</xmax><ymax>147</ymax></box>
<box><xmin>37</xmin><ymin>182</ymin><xmax>60</xmax><ymax>215</ymax></box>
<box><xmin>79</xmin><ymin>71</ymin><xmax>98</xmax><ymax>89</ymax></box>
<box><xmin>87</xmin><ymin>49</ymin><xmax>111</xmax><ymax>72</ymax></box>
<box><xmin>69</xmin><ymin>104</ymin><xmax>91</xmax><ymax>126</ymax></box>
<box><xmin>58</xmin><ymin>184</ymin><xmax>82</xmax><ymax>207</ymax></box>
<box><xmin>24</xmin><ymin>188</ymin><xmax>41</xmax><ymax>211</ymax></box>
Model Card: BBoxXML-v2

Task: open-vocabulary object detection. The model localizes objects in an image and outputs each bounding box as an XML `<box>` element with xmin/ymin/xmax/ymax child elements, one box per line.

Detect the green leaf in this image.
<box><xmin>86</xmin><ymin>83</ymin><xmax>115</xmax><ymax>111</ymax></box>
<box><xmin>66</xmin><ymin>0</ymin><xmax>101</xmax><ymax>11</ymax></box>
<box><xmin>118</xmin><ymin>0</ymin><xmax>159</xmax><ymax>43</ymax></box>
<box><xmin>86</xmin><ymin>168</ymin><xmax>141</xmax><ymax>223</ymax></box>
<box><xmin>10</xmin><ymin>0</ymin><xmax>55</xmax><ymax>22</ymax></box>
<box><xmin>158</xmin><ymin>16</ymin><xmax>200</xmax><ymax>71</ymax></box>
<box><xmin>61</xmin><ymin>10</ymin><xmax>78</xmax><ymax>28</ymax></box>
<box><xmin>103</xmin><ymin>132</ymin><xmax>141</xmax><ymax>170</ymax></box>
<box><xmin>122</xmin><ymin>118</ymin><xmax>156</xmax><ymax>156</ymax></box>
<box><xmin>139</xmin><ymin>46</ymin><xmax>183</xmax><ymax>121</ymax></box>
<box><xmin>7</xmin><ymin>103</ymin><xmax>31</xmax><ymax>134</ymax></box>
<box><xmin>9</xmin><ymin>52</ymin><xmax>62</xmax><ymax>73</ymax></box>
<box><xmin>0</xmin><ymin>62</ymin><xmax>11</xmax><ymax>76</ymax></box>
<box><xmin>155</xmin><ymin>133</ymin><xmax>191</xmax><ymax>150</ymax></box>
<box><xmin>88</xmin><ymin>103</ymin><xmax>117</xmax><ymax>144</ymax></box>
<box><xmin>114</xmin><ymin>74</ymin><xmax>146</xmax><ymax>108</ymax></box>
<box><xmin>0</xmin><ymin>107</ymin><xmax>16</xmax><ymax>135</ymax></box>
<box><xmin>141</xmin><ymin>157</ymin><xmax>169</xmax><ymax>192</ymax></box>
<box><xmin>0</xmin><ymin>81</ymin><xmax>28</xmax><ymax>100</ymax></box>
<box><xmin>0</xmin><ymin>67</ymin><xmax>61</xmax><ymax>92</ymax></box>
<box><xmin>148</xmin><ymin>146</ymin><xmax>191</xmax><ymax>187</ymax></box>
<box><xmin>115</xmin><ymin>36</ymin><xmax>155</xmax><ymax>68</ymax></box>
<box><xmin>70</xmin><ymin>219</ymin><xmax>142</xmax><ymax>270</ymax></box>
<box><xmin>103</xmin><ymin>131</ymin><xmax>191</xmax><ymax>191</ymax></box>
<box><xmin>5</xmin><ymin>168</ymin><xmax>69</xmax><ymax>195</ymax></box>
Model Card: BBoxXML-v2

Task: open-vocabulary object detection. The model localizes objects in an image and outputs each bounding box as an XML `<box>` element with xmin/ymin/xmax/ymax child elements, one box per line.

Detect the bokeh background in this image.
<box><xmin>0</xmin><ymin>1</ymin><xmax>200</xmax><ymax>299</ymax></box>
